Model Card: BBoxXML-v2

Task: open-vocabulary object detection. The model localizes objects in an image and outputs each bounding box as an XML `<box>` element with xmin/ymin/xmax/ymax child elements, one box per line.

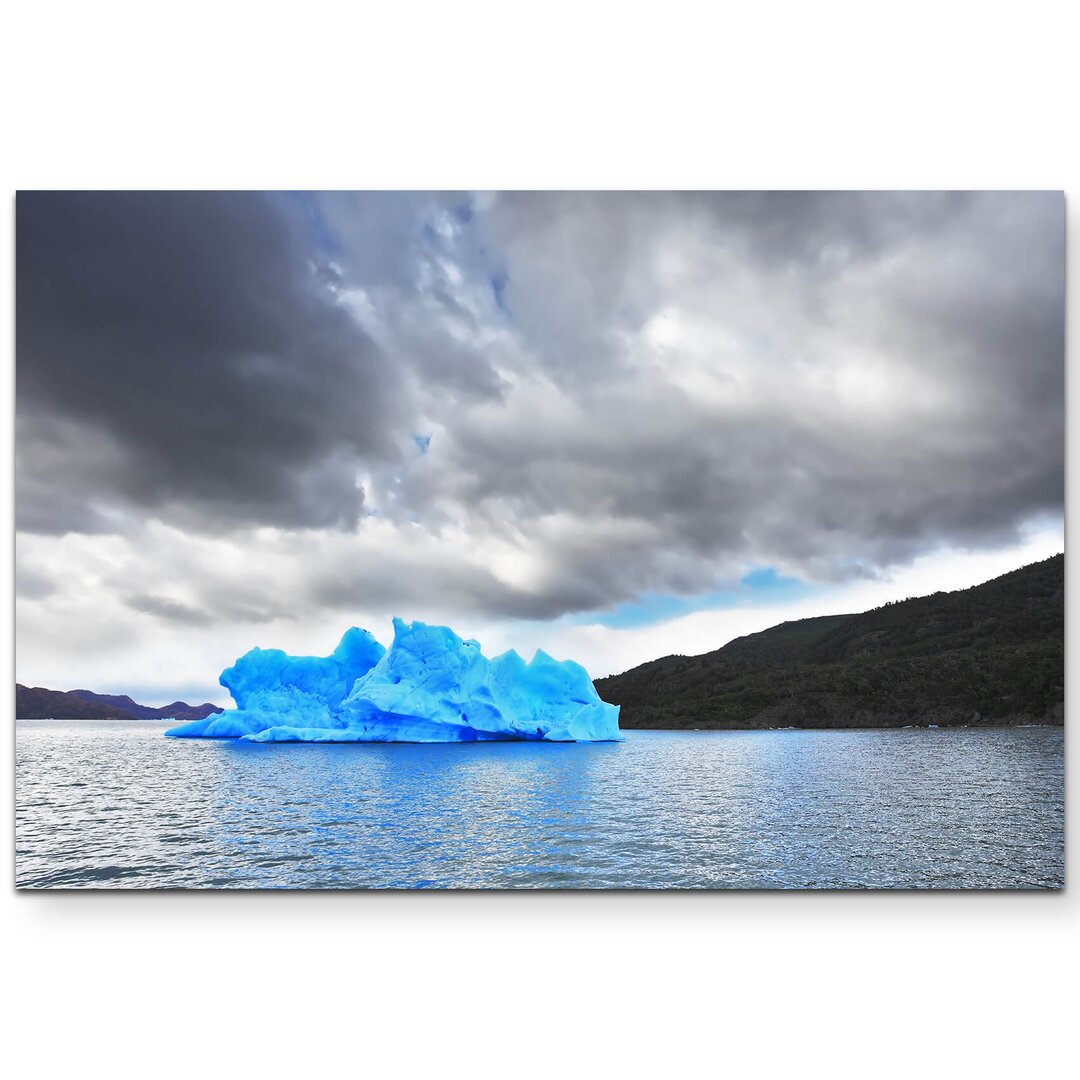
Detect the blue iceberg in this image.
<box><xmin>164</xmin><ymin>627</ymin><xmax>386</xmax><ymax>739</ymax></box>
<box><xmin>166</xmin><ymin>619</ymin><xmax>622</xmax><ymax>743</ymax></box>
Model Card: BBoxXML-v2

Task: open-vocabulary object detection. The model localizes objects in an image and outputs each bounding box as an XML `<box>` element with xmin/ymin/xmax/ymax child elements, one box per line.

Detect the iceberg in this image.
<box><xmin>164</xmin><ymin>627</ymin><xmax>385</xmax><ymax>739</ymax></box>
<box><xmin>165</xmin><ymin>618</ymin><xmax>622</xmax><ymax>743</ymax></box>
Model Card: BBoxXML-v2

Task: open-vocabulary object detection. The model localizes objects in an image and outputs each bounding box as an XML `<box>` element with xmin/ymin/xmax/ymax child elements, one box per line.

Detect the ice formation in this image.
<box><xmin>165</xmin><ymin>619</ymin><xmax>622</xmax><ymax>743</ymax></box>
<box><xmin>164</xmin><ymin>627</ymin><xmax>386</xmax><ymax>739</ymax></box>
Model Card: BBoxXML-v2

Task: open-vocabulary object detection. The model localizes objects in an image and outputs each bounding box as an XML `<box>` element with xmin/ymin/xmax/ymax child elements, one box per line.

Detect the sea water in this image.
<box><xmin>15</xmin><ymin>721</ymin><xmax>1063</xmax><ymax>889</ymax></box>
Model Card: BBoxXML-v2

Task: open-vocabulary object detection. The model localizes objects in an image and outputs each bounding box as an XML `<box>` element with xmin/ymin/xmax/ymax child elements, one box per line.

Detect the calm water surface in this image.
<box><xmin>15</xmin><ymin>721</ymin><xmax>1064</xmax><ymax>889</ymax></box>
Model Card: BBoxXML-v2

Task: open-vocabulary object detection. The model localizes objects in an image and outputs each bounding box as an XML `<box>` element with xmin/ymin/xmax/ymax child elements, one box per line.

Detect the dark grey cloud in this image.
<box><xmin>123</xmin><ymin>584</ymin><xmax>295</xmax><ymax>627</ymax></box>
<box><xmin>124</xmin><ymin>593</ymin><xmax>216</xmax><ymax>627</ymax></box>
<box><xmin>376</xmin><ymin>190</ymin><xmax>1063</xmax><ymax>605</ymax></box>
<box><xmin>15</xmin><ymin>190</ymin><xmax>1065</xmax><ymax>634</ymax></box>
<box><xmin>17</xmin><ymin>191</ymin><xmax>408</xmax><ymax>534</ymax></box>
<box><xmin>689</xmin><ymin>190</ymin><xmax>971</xmax><ymax>269</ymax></box>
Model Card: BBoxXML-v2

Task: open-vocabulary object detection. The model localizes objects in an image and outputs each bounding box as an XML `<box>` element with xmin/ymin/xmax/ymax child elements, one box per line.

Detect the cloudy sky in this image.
<box><xmin>15</xmin><ymin>191</ymin><xmax>1064</xmax><ymax>705</ymax></box>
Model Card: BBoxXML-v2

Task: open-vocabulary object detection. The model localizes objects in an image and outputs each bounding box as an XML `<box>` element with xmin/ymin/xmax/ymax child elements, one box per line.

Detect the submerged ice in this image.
<box><xmin>165</xmin><ymin>619</ymin><xmax>622</xmax><ymax>743</ymax></box>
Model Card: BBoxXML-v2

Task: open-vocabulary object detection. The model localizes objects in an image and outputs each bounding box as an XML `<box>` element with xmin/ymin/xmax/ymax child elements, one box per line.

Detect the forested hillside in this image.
<box><xmin>596</xmin><ymin>555</ymin><xmax>1064</xmax><ymax>729</ymax></box>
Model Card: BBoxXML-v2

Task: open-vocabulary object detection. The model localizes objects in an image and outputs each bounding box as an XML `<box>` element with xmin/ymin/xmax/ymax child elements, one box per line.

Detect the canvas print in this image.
<box><xmin>14</xmin><ymin>191</ymin><xmax>1064</xmax><ymax>889</ymax></box>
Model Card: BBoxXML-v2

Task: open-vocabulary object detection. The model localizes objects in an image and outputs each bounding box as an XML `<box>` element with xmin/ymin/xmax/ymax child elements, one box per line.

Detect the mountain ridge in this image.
<box><xmin>595</xmin><ymin>554</ymin><xmax>1064</xmax><ymax>729</ymax></box>
<box><xmin>15</xmin><ymin>685</ymin><xmax>222</xmax><ymax>722</ymax></box>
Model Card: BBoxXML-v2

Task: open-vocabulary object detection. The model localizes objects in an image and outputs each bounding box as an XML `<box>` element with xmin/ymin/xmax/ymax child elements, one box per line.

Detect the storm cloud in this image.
<box><xmin>17</xmin><ymin>191</ymin><xmax>404</xmax><ymax>533</ymax></box>
<box><xmin>15</xmin><ymin>191</ymin><xmax>1064</xmax><ymax>695</ymax></box>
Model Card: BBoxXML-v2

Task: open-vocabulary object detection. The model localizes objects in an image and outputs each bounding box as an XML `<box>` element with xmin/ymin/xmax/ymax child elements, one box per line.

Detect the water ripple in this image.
<box><xmin>15</xmin><ymin>721</ymin><xmax>1064</xmax><ymax>889</ymax></box>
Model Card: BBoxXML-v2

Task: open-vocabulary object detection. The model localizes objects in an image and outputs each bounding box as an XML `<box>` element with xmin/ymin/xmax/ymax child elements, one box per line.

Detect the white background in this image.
<box><xmin>2</xmin><ymin>2</ymin><xmax>1076</xmax><ymax>1077</ymax></box>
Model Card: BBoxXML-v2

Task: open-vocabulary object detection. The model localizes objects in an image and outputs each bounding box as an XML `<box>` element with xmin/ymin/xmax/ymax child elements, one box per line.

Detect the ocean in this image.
<box><xmin>15</xmin><ymin>720</ymin><xmax>1064</xmax><ymax>889</ymax></box>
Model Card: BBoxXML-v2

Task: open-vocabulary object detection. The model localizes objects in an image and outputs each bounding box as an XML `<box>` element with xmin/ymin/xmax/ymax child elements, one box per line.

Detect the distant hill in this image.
<box><xmin>15</xmin><ymin>685</ymin><xmax>223</xmax><ymax>722</ymax></box>
<box><xmin>596</xmin><ymin>554</ymin><xmax>1064</xmax><ymax>729</ymax></box>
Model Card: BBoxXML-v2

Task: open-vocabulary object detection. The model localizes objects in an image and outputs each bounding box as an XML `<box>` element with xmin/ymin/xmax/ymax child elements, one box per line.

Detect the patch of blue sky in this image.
<box><xmin>278</xmin><ymin>191</ymin><xmax>341</xmax><ymax>257</ymax></box>
<box><xmin>490</xmin><ymin>271</ymin><xmax>510</xmax><ymax>314</ymax></box>
<box><xmin>576</xmin><ymin>567</ymin><xmax>821</xmax><ymax>630</ymax></box>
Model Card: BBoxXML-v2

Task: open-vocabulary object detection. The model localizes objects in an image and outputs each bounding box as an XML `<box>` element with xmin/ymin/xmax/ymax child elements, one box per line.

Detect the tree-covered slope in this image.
<box><xmin>595</xmin><ymin>554</ymin><xmax>1064</xmax><ymax>729</ymax></box>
